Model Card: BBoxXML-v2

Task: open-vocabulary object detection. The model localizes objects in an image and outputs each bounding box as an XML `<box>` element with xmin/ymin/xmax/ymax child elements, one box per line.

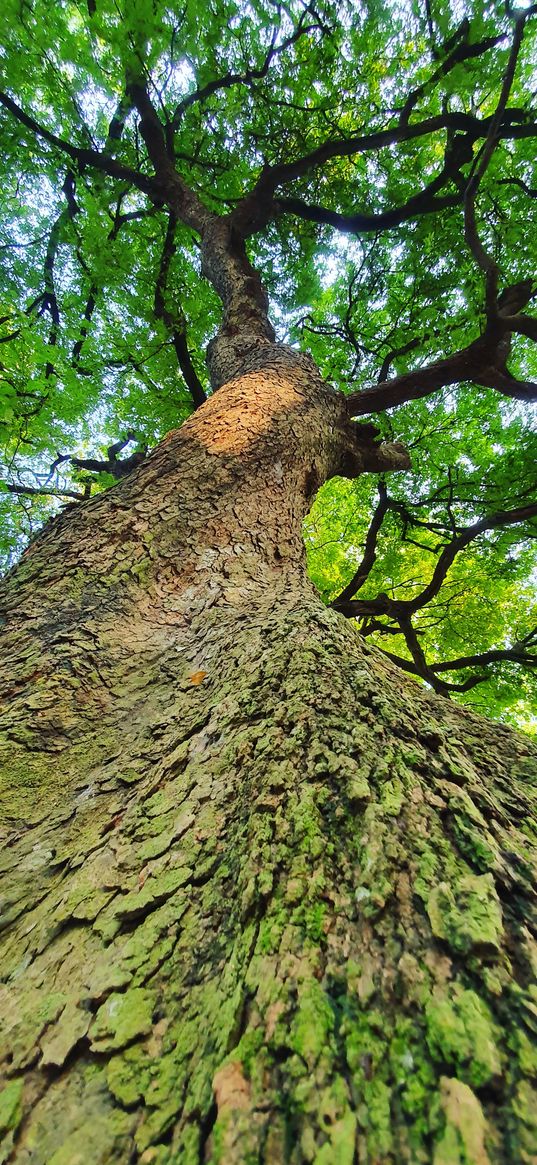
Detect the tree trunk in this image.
<box><xmin>0</xmin><ymin>349</ymin><xmax>536</xmax><ymax>1165</ymax></box>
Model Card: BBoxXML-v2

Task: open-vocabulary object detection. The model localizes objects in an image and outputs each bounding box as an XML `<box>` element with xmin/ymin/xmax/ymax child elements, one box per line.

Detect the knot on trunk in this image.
<box><xmin>339</xmin><ymin>421</ymin><xmax>410</xmax><ymax>478</ymax></box>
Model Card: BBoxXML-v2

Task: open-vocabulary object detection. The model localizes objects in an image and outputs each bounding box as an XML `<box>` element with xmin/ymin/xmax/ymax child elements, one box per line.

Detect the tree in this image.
<box><xmin>0</xmin><ymin>1</ymin><xmax>536</xmax><ymax>1161</ymax></box>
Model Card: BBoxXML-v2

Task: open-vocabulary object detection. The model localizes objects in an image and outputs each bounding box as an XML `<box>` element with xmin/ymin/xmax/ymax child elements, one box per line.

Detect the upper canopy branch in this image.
<box><xmin>170</xmin><ymin>7</ymin><xmax>325</xmax><ymax>129</ymax></box>
<box><xmin>0</xmin><ymin>82</ymin><xmax>277</xmax><ymax>361</ymax></box>
<box><xmin>274</xmin><ymin>189</ymin><xmax>459</xmax><ymax>235</ymax></box>
<box><xmin>2</xmin><ymin>26</ymin><xmax>536</xmax><ymax>409</ymax></box>
<box><xmin>334</xmin><ymin>481</ymin><xmax>390</xmax><ymax>607</ymax></box>
<box><xmin>127</xmin><ymin>81</ymin><xmax>211</xmax><ymax>233</ymax></box>
<box><xmin>379</xmin><ymin>636</ymin><xmax>536</xmax><ymax>695</ymax></box>
<box><xmin>250</xmin><ymin>111</ymin><xmax>536</xmax><ymax>196</ymax></box>
<box><xmin>153</xmin><ymin>211</ymin><xmax>206</xmax><ymax>408</ymax></box>
<box><xmin>0</xmin><ymin>89</ymin><xmax>158</xmax><ymax>197</ymax></box>
<box><xmin>398</xmin><ymin>27</ymin><xmax>506</xmax><ymax>127</ymax></box>
<box><xmin>463</xmin><ymin>12</ymin><xmax>528</xmax><ymax>313</ymax></box>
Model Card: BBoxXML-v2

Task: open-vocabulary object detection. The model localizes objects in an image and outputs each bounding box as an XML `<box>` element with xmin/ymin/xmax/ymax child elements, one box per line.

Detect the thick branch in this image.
<box><xmin>397</xmin><ymin>612</ymin><xmax>449</xmax><ymax>694</ymax></box>
<box><xmin>104</xmin><ymin>94</ymin><xmax>133</xmax><ymax>155</ymax></box>
<box><xmin>379</xmin><ymin>647</ymin><xmax>487</xmax><ymax>693</ymax></box>
<box><xmin>71</xmin><ymin>436</ymin><xmax>146</xmax><ymax>479</ymax></box>
<box><xmin>432</xmin><ymin>644</ymin><xmax>537</xmax><ymax>672</ymax></box>
<box><xmin>276</xmin><ymin>189</ymin><xmax>459</xmax><ymax>235</ymax></box>
<box><xmin>498</xmin><ymin>312</ymin><xmax>537</xmax><ymax>341</ymax></box>
<box><xmin>347</xmin><ymin>340</ymin><xmax>482</xmax><ymax>415</ymax></box>
<box><xmin>127</xmin><ymin>83</ymin><xmax>276</xmax><ymax>368</ymax></box>
<box><xmin>72</xmin><ymin>287</ymin><xmax>97</xmax><ymax>367</ymax></box>
<box><xmin>245</xmin><ymin>110</ymin><xmax>537</xmax><ymax>203</ymax></box>
<box><xmin>128</xmin><ymin>82</ymin><xmax>209</xmax><ymax>232</ymax></box>
<box><xmin>403</xmin><ymin>502</ymin><xmax>537</xmax><ymax>614</ymax></box>
<box><xmin>473</xmin><ymin>368</ymin><xmax>537</xmax><ymax>401</ymax></box>
<box><xmin>378</xmin><ymin>634</ymin><xmax>536</xmax><ymax>695</ymax></box>
<box><xmin>347</xmin><ymin>289</ymin><xmax>537</xmax><ymax>416</ymax></box>
<box><xmin>3</xmin><ymin>482</ymin><xmax>86</xmax><ymax>501</ymax></box>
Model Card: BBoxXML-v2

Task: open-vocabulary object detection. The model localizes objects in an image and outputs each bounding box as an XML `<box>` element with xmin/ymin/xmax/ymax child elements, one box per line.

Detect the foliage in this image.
<box><xmin>0</xmin><ymin>0</ymin><xmax>536</xmax><ymax>721</ymax></box>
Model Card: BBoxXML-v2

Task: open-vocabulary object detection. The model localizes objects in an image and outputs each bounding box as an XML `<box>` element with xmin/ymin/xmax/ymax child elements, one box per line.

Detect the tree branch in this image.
<box><xmin>3</xmin><ymin>482</ymin><xmax>87</xmax><ymax>501</ymax></box>
<box><xmin>171</xmin><ymin>12</ymin><xmax>324</xmax><ymax>129</ymax></box>
<box><xmin>378</xmin><ymin>646</ymin><xmax>488</xmax><ymax>693</ymax></box>
<box><xmin>0</xmin><ymin>89</ymin><xmax>158</xmax><ymax>196</ymax></box>
<box><xmin>347</xmin><ymin>279</ymin><xmax>537</xmax><ymax>415</ymax></box>
<box><xmin>399</xmin><ymin>30</ymin><xmax>505</xmax><ymax>127</ymax></box>
<box><xmin>378</xmin><ymin>633</ymin><xmax>536</xmax><ymax>695</ymax></box>
<box><xmin>403</xmin><ymin>502</ymin><xmax>537</xmax><ymax>614</ymax></box>
<box><xmin>433</xmin><ymin>643</ymin><xmax>536</xmax><ymax>672</ymax></box>
<box><xmin>275</xmin><ymin>188</ymin><xmax>459</xmax><ymax>235</ymax></box>
<box><xmin>153</xmin><ymin>212</ymin><xmax>206</xmax><ymax>408</ymax></box>
<box><xmin>128</xmin><ymin>81</ymin><xmax>210</xmax><ymax>231</ymax></box>
<box><xmin>244</xmin><ymin>110</ymin><xmax>537</xmax><ymax>204</ymax></box>
<box><xmin>498</xmin><ymin>312</ymin><xmax>537</xmax><ymax>341</ymax></box>
<box><xmin>335</xmin><ymin>481</ymin><xmax>389</xmax><ymax>604</ymax></box>
<box><xmin>333</xmin><ymin>501</ymin><xmax>537</xmax><ymax>614</ymax></box>
<box><xmin>71</xmin><ymin>434</ymin><xmax>146</xmax><ymax>479</ymax></box>
<box><xmin>463</xmin><ymin>13</ymin><xmax>527</xmax><ymax>312</ymax></box>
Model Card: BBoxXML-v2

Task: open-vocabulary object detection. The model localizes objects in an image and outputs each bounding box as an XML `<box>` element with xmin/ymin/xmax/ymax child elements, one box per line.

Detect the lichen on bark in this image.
<box><xmin>0</xmin><ymin>351</ymin><xmax>536</xmax><ymax>1165</ymax></box>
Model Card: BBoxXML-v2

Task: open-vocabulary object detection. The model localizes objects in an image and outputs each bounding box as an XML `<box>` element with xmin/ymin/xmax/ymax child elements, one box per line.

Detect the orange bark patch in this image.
<box><xmin>195</xmin><ymin>374</ymin><xmax>301</xmax><ymax>454</ymax></box>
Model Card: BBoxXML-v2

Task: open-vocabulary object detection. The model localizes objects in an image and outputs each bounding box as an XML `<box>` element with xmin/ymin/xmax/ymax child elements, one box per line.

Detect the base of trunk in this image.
<box><xmin>1</xmin><ymin>591</ymin><xmax>536</xmax><ymax>1165</ymax></box>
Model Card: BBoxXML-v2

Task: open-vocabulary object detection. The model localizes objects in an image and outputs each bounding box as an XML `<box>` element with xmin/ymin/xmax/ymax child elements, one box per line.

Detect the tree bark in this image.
<box><xmin>0</xmin><ymin>348</ymin><xmax>536</xmax><ymax>1165</ymax></box>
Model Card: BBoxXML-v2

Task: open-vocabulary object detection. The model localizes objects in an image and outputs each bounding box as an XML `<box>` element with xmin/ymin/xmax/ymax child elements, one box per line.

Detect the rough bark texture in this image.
<box><xmin>1</xmin><ymin>350</ymin><xmax>536</xmax><ymax>1165</ymax></box>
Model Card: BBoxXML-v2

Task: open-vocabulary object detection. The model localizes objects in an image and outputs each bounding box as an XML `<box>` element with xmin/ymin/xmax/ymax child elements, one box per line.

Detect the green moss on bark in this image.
<box><xmin>1</xmin><ymin>596</ymin><xmax>536</xmax><ymax>1164</ymax></box>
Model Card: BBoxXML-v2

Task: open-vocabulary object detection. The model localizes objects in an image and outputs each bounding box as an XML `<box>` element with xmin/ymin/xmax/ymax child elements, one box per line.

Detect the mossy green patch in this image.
<box><xmin>346</xmin><ymin>772</ymin><xmax>371</xmax><ymax>804</ymax></box>
<box><xmin>290</xmin><ymin>980</ymin><xmax>334</xmax><ymax>1069</ymax></box>
<box><xmin>512</xmin><ymin>1079</ymin><xmax>537</xmax><ymax>1150</ymax></box>
<box><xmin>289</xmin><ymin>788</ymin><xmax>326</xmax><ymax>860</ymax></box>
<box><xmin>302</xmin><ymin>900</ymin><xmax>326</xmax><ymax>943</ymax></box>
<box><xmin>90</xmin><ymin>988</ymin><xmax>156</xmax><ymax>1052</ymax></box>
<box><xmin>426</xmin><ymin>990</ymin><xmax>501</xmax><ymax>1087</ymax></box>
<box><xmin>452</xmin><ymin>815</ymin><xmax>498</xmax><ymax>872</ymax></box>
<box><xmin>344</xmin><ymin>1008</ymin><xmax>389</xmax><ymax>1077</ymax></box>
<box><xmin>0</xmin><ymin>1079</ymin><xmax>23</xmax><ymax>1135</ymax></box>
<box><xmin>427</xmin><ymin>873</ymin><xmax>503</xmax><ymax>956</ymax></box>
<box><xmin>134</xmin><ymin>1101</ymin><xmax>179</xmax><ymax>1153</ymax></box>
<box><xmin>514</xmin><ymin>1028</ymin><xmax>537</xmax><ymax>1078</ymax></box>
<box><xmin>46</xmin><ymin>1111</ymin><xmax>133</xmax><ymax>1165</ymax></box>
<box><xmin>413</xmin><ymin>839</ymin><xmax>441</xmax><ymax>902</ymax></box>
<box><xmin>357</xmin><ymin>1077</ymin><xmax>393</xmax><ymax>1159</ymax></box>
<box><xmin>381</xmin><ymin>776</ymin><xmax>404</xmax><ymax>816</ymax></box>
<box><xmin>313</xmin><ymin>1102</ymin><xmax>356</xmax><ymax>1164</ymax></box>
<box><xmin>112</xmin><ymin>866</ymin><xmax>191</xmax><ymax>922</ymax></box>
<box><xmin>107</xmin><ymin>1046</ymin><xmax>149</xmax><ymax>1107</ymax></box>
